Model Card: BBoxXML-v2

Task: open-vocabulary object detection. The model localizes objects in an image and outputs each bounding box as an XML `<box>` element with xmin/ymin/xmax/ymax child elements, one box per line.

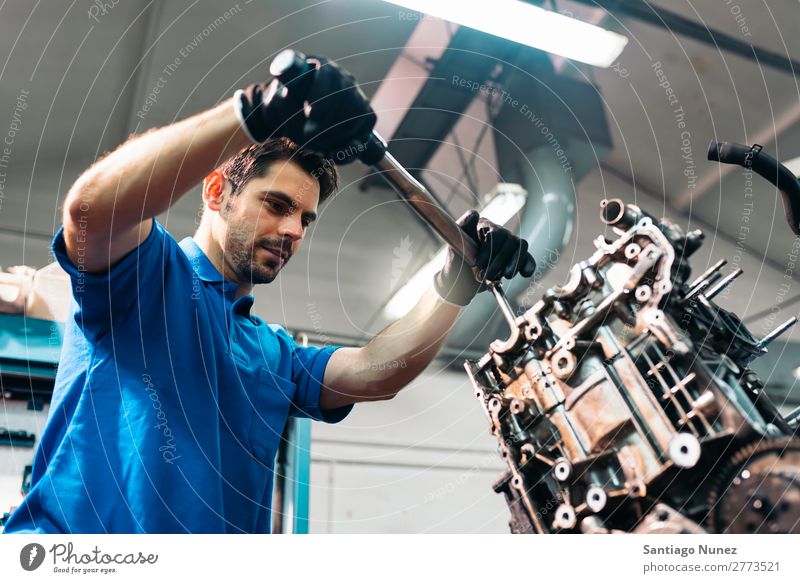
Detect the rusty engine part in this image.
<box><xmin>466</xmin><ymin>199</ymin><xmax>800</xmax><ymax>533</ymax></box>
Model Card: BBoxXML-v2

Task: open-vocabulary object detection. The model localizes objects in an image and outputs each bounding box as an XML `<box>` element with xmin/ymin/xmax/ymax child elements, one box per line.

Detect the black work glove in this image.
<box><xmin>433</xmin><ymin>210</ymin><xmax>537</xmax><ymax>306</ymax></box>
<box><xmin>234</xmin><ymin>56</ymin><xmax>376</xmax><ymax>164</ymax></box>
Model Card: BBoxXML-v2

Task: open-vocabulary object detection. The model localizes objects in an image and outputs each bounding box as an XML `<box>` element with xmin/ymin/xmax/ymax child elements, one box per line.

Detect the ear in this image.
<box><xmin>202</xmin><ymin>170</ymin><xmax>229</xmax><ymax>213</ymax></box>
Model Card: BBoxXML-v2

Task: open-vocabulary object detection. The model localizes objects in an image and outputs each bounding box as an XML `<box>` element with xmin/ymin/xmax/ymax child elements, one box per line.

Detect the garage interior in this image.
<box><xmin>0</xmin><ymin>0</ymin><xmax>799</xmax><ymax>533</ymax></box>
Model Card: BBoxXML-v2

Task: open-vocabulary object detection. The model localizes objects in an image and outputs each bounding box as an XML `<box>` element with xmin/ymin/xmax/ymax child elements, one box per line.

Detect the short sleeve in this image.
<box><xmin>51</xmin><ymin>219</ymin><xmax>174</xmax><ymax>338</ymax></box>
<box><xmin>272</xmin><ymin>329</ymin><xmax>352</xmax><ymax>423</ymax></box>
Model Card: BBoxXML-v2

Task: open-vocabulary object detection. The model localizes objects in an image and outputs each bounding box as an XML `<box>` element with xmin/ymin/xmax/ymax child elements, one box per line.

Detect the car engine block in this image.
<box><xmin>466</xmin><ymin>199</ymin><xmax>800</xmax><ymax>533</ymax></box>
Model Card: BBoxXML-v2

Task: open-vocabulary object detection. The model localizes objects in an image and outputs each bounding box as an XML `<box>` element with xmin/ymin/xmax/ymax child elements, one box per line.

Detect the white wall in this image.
<box><xmin>309</xmin><ymin>365</ymin><xmax>511</xmax><ymax>534</ymax></box>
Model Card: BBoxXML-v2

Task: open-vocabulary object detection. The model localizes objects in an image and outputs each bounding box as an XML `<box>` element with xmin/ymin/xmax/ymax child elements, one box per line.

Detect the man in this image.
<box><xmin>4</xmin><ymin>56</ymin><xmax>535</xmax><ymax>533</ymax></box>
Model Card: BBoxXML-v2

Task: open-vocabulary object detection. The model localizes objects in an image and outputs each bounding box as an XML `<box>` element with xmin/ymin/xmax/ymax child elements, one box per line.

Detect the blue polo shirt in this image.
<box><xmin>3</xmin><ymin>220</ymin><xmax>350</xmax><ymax>533</ymax></box>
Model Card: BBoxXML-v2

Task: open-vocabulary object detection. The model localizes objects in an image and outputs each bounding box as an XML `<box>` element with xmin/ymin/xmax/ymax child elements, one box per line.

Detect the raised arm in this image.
<box><xmin>63</xmin><ymin>53</ymin><xmax>377</xmax><ymax>274</ymax></box>
<box><xmin>63</xmin><ymin>99</ymin><xmax>251</xmax><ymax>273</ymax></box>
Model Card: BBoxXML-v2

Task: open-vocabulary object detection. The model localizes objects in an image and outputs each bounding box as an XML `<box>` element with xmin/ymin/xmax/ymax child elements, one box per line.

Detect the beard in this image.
<box><xmin>223</xmin><ymin>219</ymin><xmax>292</xmax><ymax>285</ymax></box>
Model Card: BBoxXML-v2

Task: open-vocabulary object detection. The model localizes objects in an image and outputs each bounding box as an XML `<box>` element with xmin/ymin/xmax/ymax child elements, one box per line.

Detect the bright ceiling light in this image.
<box><xmin>785</xmin><ymin>155</ymin><xmax>800</xmax><ymax>177</ymax></box>
<box><xmin>383</xmin><ymin>184</ymin><xmax>528</xmax><ymax>319</ymax></box>
<box><xmin>383</xmin><ymin>248</ymin><xmax>449</xmax><ymax>320</ymax></box>
<box><xmin>380</xmin><ymin>0</ymin><xmax>628</xmax><ymax>68</ymax></box>
<box><xmin>479</xmin><ymin>183</ymin><xmax>528</xmax><ymax>226</ymax></box>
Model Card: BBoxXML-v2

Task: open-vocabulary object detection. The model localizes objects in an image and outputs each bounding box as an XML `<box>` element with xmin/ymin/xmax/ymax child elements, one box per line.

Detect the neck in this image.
<box><xmin>193</xmin><ymin>221</ymin><xmax>254</xmax><ymax>298</ymax></box>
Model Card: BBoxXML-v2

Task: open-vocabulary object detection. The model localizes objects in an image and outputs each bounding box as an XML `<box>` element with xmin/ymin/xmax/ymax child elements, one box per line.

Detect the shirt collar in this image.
<box><xmin>179</xmin><ymin>237</ymin><xmax>226</xmax><ymax>283</ymax></box>
<box><xmin>179</xmin><ymin>237</ymin><xmax>240</xmax><ymax>301</ymax></box>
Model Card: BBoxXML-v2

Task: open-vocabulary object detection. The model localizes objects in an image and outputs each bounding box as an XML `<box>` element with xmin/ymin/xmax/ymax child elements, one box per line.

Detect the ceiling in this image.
<box><xmin>0</xmin><ymin>0</ymin><xmax>798</xmax><ymax>351</ymax></box>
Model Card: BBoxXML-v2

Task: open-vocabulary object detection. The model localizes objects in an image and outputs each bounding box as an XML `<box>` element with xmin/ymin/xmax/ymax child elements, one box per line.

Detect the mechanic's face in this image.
<box><xmin>210</xmin><ymin>160</ymin><xmax>320</xmax><ymax>285</ymax></box>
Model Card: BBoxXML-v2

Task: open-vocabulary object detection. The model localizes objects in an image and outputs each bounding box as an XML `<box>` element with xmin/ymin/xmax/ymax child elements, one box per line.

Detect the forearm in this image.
<box><xmin>323</xmin><ymin>289</ymin><xmax>461</xmax><ymax>406</ymax></box>
<box><xmin>66</xmin><ymin>98</ymin><xmax>251</xmax><ymax>234</ymax></box>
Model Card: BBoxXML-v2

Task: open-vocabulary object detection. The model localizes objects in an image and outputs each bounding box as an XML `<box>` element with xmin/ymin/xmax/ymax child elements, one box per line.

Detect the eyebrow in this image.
<box><xmin>262</xmin><ymin>190</ymin><xmax>317</xmax><ymax>223</ymax></box>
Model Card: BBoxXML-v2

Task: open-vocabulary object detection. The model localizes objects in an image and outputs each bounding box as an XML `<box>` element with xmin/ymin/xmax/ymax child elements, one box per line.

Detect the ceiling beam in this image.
<box><xmin>124</xmin><ymin>1</ymin><xmax>165</xmax><ymax>136</ymax></box>
<box><xmin>571</xmin><ymin>0</ymin><xmax>800</xmax><ymax>75</ymax></box>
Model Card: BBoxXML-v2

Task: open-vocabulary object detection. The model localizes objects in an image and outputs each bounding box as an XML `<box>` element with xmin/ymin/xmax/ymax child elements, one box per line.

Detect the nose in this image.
<box><xmin>277</xmin><ymin>214</ymin><xmax>303</xmax><ymax>242</ymax></box>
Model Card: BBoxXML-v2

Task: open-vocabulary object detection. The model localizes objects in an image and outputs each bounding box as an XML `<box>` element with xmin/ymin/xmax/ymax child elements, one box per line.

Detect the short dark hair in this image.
<box><xmin>218</xmin><ymin>137</ymin><xmax>339</xmax><ymax>203</ymax></box>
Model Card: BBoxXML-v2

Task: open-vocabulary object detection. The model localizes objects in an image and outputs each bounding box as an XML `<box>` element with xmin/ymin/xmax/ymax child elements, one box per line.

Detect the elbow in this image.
<box><xmin>64</xmin><ymin>194</ymin><xmax>88</xmax><ymax>228</ymax></box>
<box><xmin>63</xmin><ymin>175</ymin><xmax>106</xmax><ymax>238</ymax></box>
<box><xmin>64</xmin><ymin>176</ymin><xmax>94</xmax><ymax>222</ymax></box>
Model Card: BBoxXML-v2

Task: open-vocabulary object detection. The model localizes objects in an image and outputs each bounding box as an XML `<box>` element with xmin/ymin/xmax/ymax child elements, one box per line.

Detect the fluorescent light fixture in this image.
<box><xmin>383</xmin><ymin>248</ymin><xmax>449</xmax><ymax>320</ymax></box>
<box><xmin>383</xmin><ymin>184</ymin><xmax>527</xmax><ymax>319</ymax></box>
<box><xmin>380</xmin><ymin>0</ymin><xmax>628</xmax><ymax>68</ymax></box>
<box><xmin>785</xmin><ymin>155</ymin><xmax>800</xmax><ymax>177</ymax></box>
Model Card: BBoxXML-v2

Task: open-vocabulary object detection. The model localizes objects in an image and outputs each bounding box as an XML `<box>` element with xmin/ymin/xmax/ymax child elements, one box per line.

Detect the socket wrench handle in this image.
<box><xmin>270</xmin><ymin>49</ymin><xmax>480</xmax><ymax>270</ymax></box>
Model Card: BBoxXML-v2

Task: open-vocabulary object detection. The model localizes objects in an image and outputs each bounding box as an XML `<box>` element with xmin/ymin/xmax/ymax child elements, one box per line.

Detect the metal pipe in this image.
<box><xmin>758</xmin><ymin>317</ymin><xmax>798</xmax><ymax>350</ymax></box>
<box><xmin>705</xmin><ymin>268</ymin><xmax>743</xmax><ymax>300</ymax></box>
<box><xmin>687</xmin><ymin>258</ymin><xmax>727</xmax><ymax>290</ymax></box>
<box><xmin>490</xmin><ymin>283</ymin><xmax>517</xmax><ymax>329</ymax></box>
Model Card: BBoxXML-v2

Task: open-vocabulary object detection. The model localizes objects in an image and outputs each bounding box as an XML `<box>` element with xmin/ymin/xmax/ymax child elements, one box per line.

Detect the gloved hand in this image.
<box><xmin>433</xmin><ymin>210</ymin><xmax>537</xmax><ymax>306</ymax></box>
<box><xmin>234</xmin><ymin>56</ymin><xmax>376</xmax><ymax>164</ymax></box>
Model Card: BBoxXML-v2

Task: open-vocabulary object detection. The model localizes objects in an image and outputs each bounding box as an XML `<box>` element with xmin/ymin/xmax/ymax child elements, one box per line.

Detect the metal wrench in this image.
<box><xmin>270</xmin><ymin>49</ymin><xmax>518</xmax><ymax>330</ymax></box>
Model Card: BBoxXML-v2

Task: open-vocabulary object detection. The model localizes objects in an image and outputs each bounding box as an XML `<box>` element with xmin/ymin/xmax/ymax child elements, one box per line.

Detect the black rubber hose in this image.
<box><xmin>708</xmin><ymin>140</ymin><xmax>800</xmax><ymax>236</ymax></box>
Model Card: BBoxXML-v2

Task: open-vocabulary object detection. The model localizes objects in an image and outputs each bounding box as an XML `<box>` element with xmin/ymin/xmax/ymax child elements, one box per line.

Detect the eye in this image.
<box><xmin>267</xmin><ymin>200</ymin><xmax>287</xmax><ymax>214</ymax></box>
